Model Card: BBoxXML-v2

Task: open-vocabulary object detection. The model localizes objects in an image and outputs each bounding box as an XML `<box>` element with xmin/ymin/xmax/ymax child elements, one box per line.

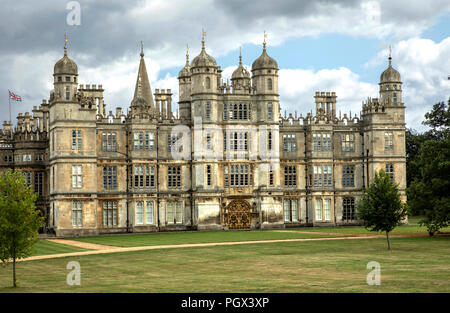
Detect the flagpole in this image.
<box><xmin>9</xmin><ymin>90</ymin><xmax>11</xmax><ymax>123</ymax></box>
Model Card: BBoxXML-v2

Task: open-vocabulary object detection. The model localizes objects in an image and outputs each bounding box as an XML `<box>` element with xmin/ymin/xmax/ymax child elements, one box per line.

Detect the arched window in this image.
<box><xmin>206</xmin><ymin>77</ymin><xmax>211</xmax><ymax>89</ymax></box>
<box><xmin>267</xmin><ymin>78</ymin><xmax>273</xmax><ymax>91</ymax></box>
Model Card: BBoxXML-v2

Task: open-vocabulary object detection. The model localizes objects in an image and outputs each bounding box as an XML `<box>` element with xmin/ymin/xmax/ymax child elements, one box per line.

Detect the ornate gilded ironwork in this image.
<box><xmin>225</xmin><ymin>200</ymin><xmax>251</xmax><ymax>229</ymax></box>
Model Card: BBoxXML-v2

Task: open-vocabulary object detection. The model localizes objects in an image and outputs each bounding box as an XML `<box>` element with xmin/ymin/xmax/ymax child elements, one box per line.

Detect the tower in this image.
<box><xmin>48</xmin><ymin>37</ymin><xmax>99</xmax><ymax>235</ymax></box>
<box><xmin>178</xmin><ymin>46</ymin><xmax>192</xmax><ymax>120</ymax></box>
<box><xmin>251</xmin><ymin>39</ymin><xmax>279</xmax><ymax>123</ymax></box>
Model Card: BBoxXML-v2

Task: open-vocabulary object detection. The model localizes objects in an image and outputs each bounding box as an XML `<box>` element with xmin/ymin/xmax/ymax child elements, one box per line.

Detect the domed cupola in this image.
<box><xmin>54</xmin><ymin>43</ymin><xmax>78</xmax><ymax>75</ymax></box>
<box><xmin>251</xmin><ymin>42</ymin><xmax>278</xmax><ymax>71</ymax></box>
<box><xmin>379</xmin><ymin>50</ymin><xmax>402</xmax><ymax>106</ymax></box>
<box><xmin>178</xmin><ymin>47</ymin><xmax>191</xmax><ymax>78</ymax></box>
<box><xmin>232</xmin><ymin>51</ymin><xmax>250</xmax><ymax>80</ymax></box>
<box><xmin>380</xmin><ymin>54</ymin><xmax>401</xmax><ymax>83</ymax></box>
<box><xmin>191</xmin><ymin>36</ymin><xmax>217</xmax><ymax>68</ymax></box>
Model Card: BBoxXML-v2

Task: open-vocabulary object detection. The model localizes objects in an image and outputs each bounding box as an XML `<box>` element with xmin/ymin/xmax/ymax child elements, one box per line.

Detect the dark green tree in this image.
<box><xmin>407</xmin><ymin>99</ymin><xmax>450</xmax><ymax>235</ymax></box>
<box><xmin>357</xmin><ymin>170</ymin><xmax>408</xmax><ymax>250</ymax></box>
<box><xmin>0</xmin><ymin>170</ymin><xmax>45</xmax><ymax>287</ymax></box>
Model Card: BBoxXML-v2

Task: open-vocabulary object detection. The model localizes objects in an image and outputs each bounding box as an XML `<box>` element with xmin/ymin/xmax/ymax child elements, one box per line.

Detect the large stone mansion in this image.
<box><xmin>0</xmin><ymin>37</ymin><xmax>406</xmax><ymax>236</ymax></box>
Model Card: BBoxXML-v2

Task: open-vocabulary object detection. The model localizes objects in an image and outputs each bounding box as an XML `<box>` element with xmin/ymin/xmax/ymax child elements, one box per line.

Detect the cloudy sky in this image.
<box><xmin>1</xmin><ymin>0</ymin><xmax>449</xmax><ymax>131</ymax></box>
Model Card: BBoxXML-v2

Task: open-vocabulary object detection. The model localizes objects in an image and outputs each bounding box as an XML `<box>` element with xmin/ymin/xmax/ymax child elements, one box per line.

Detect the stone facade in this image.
<box><xmin>0</xmin><ymin>39</ymin><xmax>406</xmax><ymax>236</ymax></box>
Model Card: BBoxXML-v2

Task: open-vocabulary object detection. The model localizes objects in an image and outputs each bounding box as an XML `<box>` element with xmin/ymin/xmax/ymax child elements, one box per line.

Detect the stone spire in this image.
<box><xmin>132</xmin><ymin>41</ymin><xmax>155</xmax><ymax>110</ymax></box>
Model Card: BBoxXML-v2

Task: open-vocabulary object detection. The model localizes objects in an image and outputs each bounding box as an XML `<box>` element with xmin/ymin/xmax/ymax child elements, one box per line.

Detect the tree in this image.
<box><xmin>407</xmin><ymin>99</ymin><xmax>450</xmax><ymax>235</ymax></box>
<box><xmin>357</xmin><ymin>170</ymin><xmax>408</xmax><ymax>250</ymax></box>
<box><xmin>0</xmin><ymin>170</ymin><xmax>45</xmax><ymax>287</ymax></box>
<box><xmin>407</xmin><ymin>136</ymin><xmax>450</xmax><ymax>235</ymax></box>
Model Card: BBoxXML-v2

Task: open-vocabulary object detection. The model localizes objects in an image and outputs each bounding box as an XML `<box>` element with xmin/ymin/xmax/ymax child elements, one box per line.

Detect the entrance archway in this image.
<box><xmin>224</xmin><ymin>199</ymin><xmax>251</xmax><ymax>229</ymax></box>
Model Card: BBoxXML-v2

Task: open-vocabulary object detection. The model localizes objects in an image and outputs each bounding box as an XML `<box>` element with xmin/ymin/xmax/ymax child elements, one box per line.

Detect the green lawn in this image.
<box><xmin>67</xmin><ymin>229</ymin><xmax>341</xmax><ymax>247</ymax></box>
<box><xmin>1</xmin><ymin>236</ymin><xmax>448</xmax><ymax>292</ymax></box>
<box><xmin>65</xmin><ymin>216</ymin><xmax>449</xmax><ymax>248</ymax></box>
<box><xmin>32</xmin><ymin>239</ymin><xmax>90</xmax><ymax>256</ymax></box>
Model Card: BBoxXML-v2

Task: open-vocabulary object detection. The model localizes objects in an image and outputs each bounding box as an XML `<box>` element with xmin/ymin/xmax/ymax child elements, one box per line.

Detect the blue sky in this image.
<box><xmin>1</xmin><ymin>0</ymin><xmax>449</xmax><ymax>131</ymax></box>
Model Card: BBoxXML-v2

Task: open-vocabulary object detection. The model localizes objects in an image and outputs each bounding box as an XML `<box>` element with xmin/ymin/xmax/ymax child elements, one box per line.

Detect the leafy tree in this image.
<box><xmin>357</xmin><ymin>170</ymin><xmax>408</xmax><ymax>250</ymax></box>
<box><xmin>407</xmin><ymin>99</ymin><xmax>450</xmax><ymax>235</ymax></box>
<box><xmin>0</xmin><ymin>170</ymin><xmax>45</xmax><ymax>287</ymax></box>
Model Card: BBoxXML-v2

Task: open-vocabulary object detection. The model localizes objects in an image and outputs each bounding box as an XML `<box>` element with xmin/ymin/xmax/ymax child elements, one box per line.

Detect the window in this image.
<box><xmin>206</xmin><ymin>77</ymin><xmax>211</xmax><ymax>89</ymax></box>
<box><xmin>102</xmin><ymin>132</ymin><xmax>117</xmax><ymax>152</ymax></box>
<box><xmin>226</xmin><ymin>131</ymin><xmax>249</xmax><ymax>151</ymax></box>
<box><xmin>385</xmin><ymin>132</ymin><xmax>393</xmax><ymax>150</ymax></box>
<box><xmin>133</xmin><ymin>132</ymin><xmax>154</xmax><ymax>150</ymax></box>
<box><xmin>313</xmin><ymin>165</ymin><xmax>332</xmax><ymax>186</ymax></box>
<box><xmin>283</xmin><ymin>134</ymin><xmax>296</xmax><ymax>152</ymax></box>
<box><xmin>315</xmin><ymin>199</ymin><xmax>322</xmax><ymax>221</ymax></box>
<box><xmin>343</xmin><ymin>198</ymin><xmax>356</xmax><ymax>221</ymax></box>
<box><xmin>72</xmin><ymin>130</ymin><xmax>82</xmax><ymax>150</ymax></box>
<box><xmin>205</xmin><ymin>102</ymin><xmax>211</xmax><ymax>120</ymax></box>
<box><xmin>23</xmin><ymin>171</ymin><xmax>32</xmax><ymax>186</ymax></box>
<box><xmin>146</xmin><ymin>201</ymin><xmax>154</xmax><ymax>224</ymax></box>
<box><xmin>103</xmin><ymin>201</ymin><xmax>118</xmax><ymax>227</ymax></box>
<box><xmin>284</xmin><ymin>166</ymin><xmax>297</xmax><ymax>187</ymax></box>
<box><xmin>168</xmin><ymin>166</ymin><xmax>181</xmax><ymax>188</ymax></box>
<box><xmin>136</xmin><ymin>201</ymin><xmax>144</xmax><ymax>225</ymax></box>
<box><xmin>224</xmin><ymin>164</ymin><xmax>252</xmax><ymax>187</ymax></box>
<box><xmin>149</xmin><ymin>133</ymin><xmax>155</xmax><ymax>150</ymax></box>
<box><xmin>34</xmin><ymin>172</ymin><xmax>44</xmax><ymax>196</ymax></box>
<box><xmin>65</xmin><ymin>76</ymin><xmax>70</xmax><ymax>82</ymax></box>
<box><xmin>72</xmin><ymin>165</ymin><xmax>82</xmax><ymax>188</ymax></box>
<box><xmin>268</xmin><ymin>131</ymin><xmax>272</xmax><ymax>151</ymax></box>
<box><xmin>316</xmin><ymin>198</ymin><xmax>333</xmax><ymax>222</ymax></box>
<box><xmin>393</xmin><ymin>92</ymin><xmax>397</xmax><ymax>105</ymax></box>
<box><xmin>206</xmin><ymin>165</ymin><xmax>212</xmax><ymax>186</ymax></box>
<box><xmin>66</xmin><ymin>86</ymin><xmax>70</xmax><ymax>100</ymax></box>
<box><xmin>133</xmin><ymin>165</ymin><xmax>155</xmax><ymax>188</ymax></box>
<box><xmin>72</xmin><ymin>201</ymin><xmax>82</xmax><ymax>227</ymax></box>
<box><xmin>313</xmin><ymin>133</ymin><xmax>332</xmax><ymax>151</ymax></box>
<box><xmin>223</xmin><ymin>104</ymin><xmax>227</xmax><ymax>120</ymax></box>
<box><xmin>103</xmin><ymin>166</ymin><xmax>117</xmax><ymax>190</ymax></box>
<box><xmin>342</xmin><ymin>166</ymin><xmax>355</xmax><ymax>187</ymax></box>
<box><xmin>267</xmin><ymin>103</ymin><xmax>273</xmax><ymax>120</ymax></box>
<box><xmin>206</xmin><ymin>133</ymin><xmax>212</xmax><ymax>150</ymax></box>
<box><xmin>385</xmin><ymin>164</ymin><xmax>394</xmax><ymax>182</ymax></box>
<box><xmin>324</xmin><ymin>199</ymin><xmax>331</xmax><ymax>221</ymax></box>
<box><xmin>269</xmin><ymin>164</ymin><xmax>274</xmax><ymax>187</ymax></box>
<box><xmin>267</xmin><ymin>78</ymin><xmax>273</xmax><ymax>91</ymax></box>
<box><xmin>58</xmin><ymin>76</ymin><xmax>62</xmax><ymax>82</ymax></box>
<box><xmin>341</xmin><ymin>134</ymin><xmax>354</xmax><ymax>152</ymax></box>
<box><xmin>283</xmin><ymin>199</ymin><xmax>298</xmax><ymax>222</ymax></box>
<box><xmin>168</xmin><ymin>133</ymin><xmax>182</xmax><ymax>153</ymax></box>
<box><xmin>22</xmin><ymin>154</ymin><xmax>31</xmax><ymax>162</ymax></box>
<box><xmin>167</xmin><ymin>201</ymin><xmax>183</xmax><ymax>224</ymax></box>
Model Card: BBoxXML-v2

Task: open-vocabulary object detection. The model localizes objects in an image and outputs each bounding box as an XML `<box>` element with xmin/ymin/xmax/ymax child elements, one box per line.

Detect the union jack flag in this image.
<box><xmin>8</xmin><ymin>90</ymin><xmax>22</xmax><ymax>101</ymax></box>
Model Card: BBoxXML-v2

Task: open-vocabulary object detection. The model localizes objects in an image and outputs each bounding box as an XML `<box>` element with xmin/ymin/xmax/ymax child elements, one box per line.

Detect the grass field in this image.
<box><xmin>66</xmin><ymin>229</ymin><xmax>344</xmax><ymax>248</ymax></box>
<box><xmin>1</xmin><ymin>236</ymin><xmax>449</xmax><ymax>292</ymax></box>
<box><xmin>64</xmin><ymin>216</ymin><xmax>449</xmax><ymax>248</ymax></box>
<box><xmin>31</xmin><ymin>240</ymin><xmax>90</xmax><ymax>256</ymax></box>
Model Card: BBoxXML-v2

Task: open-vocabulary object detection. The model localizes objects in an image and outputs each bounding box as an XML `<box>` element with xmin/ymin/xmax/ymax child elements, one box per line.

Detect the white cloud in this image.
<box><xmin>278</xmin><ymin>67</ymin><xmax>379</xmax><ymax>118</ymax></box>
